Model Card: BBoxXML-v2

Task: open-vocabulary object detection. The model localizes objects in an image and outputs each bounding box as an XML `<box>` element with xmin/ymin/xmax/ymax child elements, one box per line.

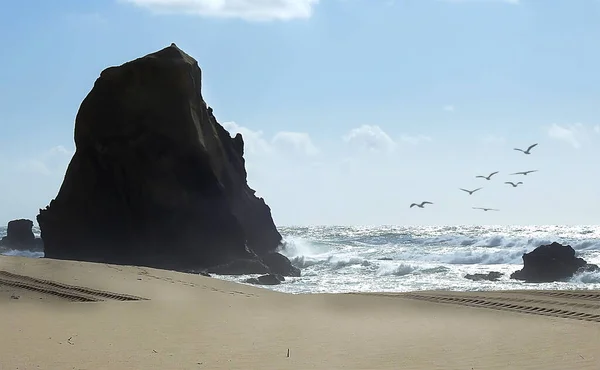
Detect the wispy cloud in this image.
<box><xmin>443</xmin><ymin>104</ymin><xmax>455</xmax><ymax>112</ymax></box>
<box><xmin>119</xmin><ymin>0</ymin><xmax>320</xmax><ymax>21</ymax></box>
<box><xmin>272</xmin><ymin>131</ymin><xmax>319</xmax><ymax>156</ymax></box>
<box><xmin>17</xmin><ymin>146</ymin><xmax>73</xmax><ymax>176</ymax></box>
<box><xmin>222</xmin><ymin>121</ymin><xmax>318</xmax><ymax>157</ymax></box>
<box><xmin>343</xmin><ymin>125</ymin><xmax>397</xmax><ymax>153</ymax></box>
<box><xmin>546</xmin><ymin>123</ymin><xmax>596</xmax><ymax>149</ymax></box>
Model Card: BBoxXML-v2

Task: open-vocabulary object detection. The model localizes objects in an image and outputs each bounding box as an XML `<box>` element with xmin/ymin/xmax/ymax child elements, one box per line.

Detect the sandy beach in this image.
<box><xmin>1</xmin><ymin>255</ymin><xmax>599</xmax><ymax>370</ymax></box>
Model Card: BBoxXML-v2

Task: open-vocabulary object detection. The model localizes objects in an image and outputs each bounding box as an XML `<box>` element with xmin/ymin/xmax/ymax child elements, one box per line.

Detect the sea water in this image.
<box><xmin>2</xmin><ymin>225</ymin><xmax>600</xmax><ymax>294</ymax></box>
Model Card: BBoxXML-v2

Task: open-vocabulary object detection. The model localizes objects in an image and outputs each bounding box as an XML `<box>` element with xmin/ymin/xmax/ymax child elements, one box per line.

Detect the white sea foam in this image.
<box><xmin>3</xmin><ymin>225</ymin><xmax>600</xmax><ymax>294</ymax></box>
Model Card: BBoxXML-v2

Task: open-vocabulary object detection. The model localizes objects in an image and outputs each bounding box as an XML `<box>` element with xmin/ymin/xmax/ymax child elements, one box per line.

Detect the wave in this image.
<box><xmin>279</xmin><ymin>229</ymin><xmax>600</xmax><ymax>274</ymax></box>
<box><xmin>0</xmin><ymin>248</ymin><xmax>44</xmax><ymax>258</ymax></box>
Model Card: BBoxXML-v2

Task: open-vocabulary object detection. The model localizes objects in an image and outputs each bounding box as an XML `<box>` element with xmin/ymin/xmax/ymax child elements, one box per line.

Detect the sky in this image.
<box><xmin>0</xmin><ymin>0</ymin><xmax>599</xmax><ymax>226</ymax></box>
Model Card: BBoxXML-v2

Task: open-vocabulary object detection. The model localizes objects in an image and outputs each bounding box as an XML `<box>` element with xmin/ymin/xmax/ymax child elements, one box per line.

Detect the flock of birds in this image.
<box><xmin>409</xmin><ymin>143</ymin><xmax>540</xmax><ymax>212</ymax></box>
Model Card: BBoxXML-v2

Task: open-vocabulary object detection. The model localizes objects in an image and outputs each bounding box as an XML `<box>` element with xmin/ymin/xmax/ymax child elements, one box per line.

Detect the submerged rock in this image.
<box><xmin>206</xmin><ymin>252</ymin><xmax>301</xmax><ymax>277</ymax></box>
<box><xmin>510</xmin><ymin>242</ymin><xmax>598</xmax><ymax>283</ymax></box>
<box><xmin>245</xmin><ymin>274</ymin><xmax>285</xmax><ymax>286</ymax></box>
<box><xmin>37</xmin><ymin>44</ymin><xmax>293</xmax><ymax>273</ymax></box>
<box><xmin>207</xmin><ymin>259</ymin><xmax>270</xmax><ymax>276</ymax></box>
<box><xmin>465</xmin><ymin>271</ymin><xmax>503</xmax><ymax>282</ymax></box>
<box><xmin>0</xmin><ymin>219</ymin><xmax>43</xmax><ymax>251</ymax></box>
<box><xmin>261</xmin><ymin>252</ymin><xmax>301</xmax><ymax>277</ymax></box>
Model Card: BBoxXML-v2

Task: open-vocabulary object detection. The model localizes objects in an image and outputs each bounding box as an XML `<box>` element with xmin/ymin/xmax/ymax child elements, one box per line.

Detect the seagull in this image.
<box><xmin>514</xmin><ymin>143</ymin><xmax>538</xmax><ymax>155</ymax></box>
<box><xmin>460</xmin><ymin>187</ymin><xmax>483</xmax><ymax>195</ymax></box>
<box><xmin>476</xmin><ymin>171</ymin><xmax>499</xmax><ymax>180</ymax></box>
<box><xmin>504</xmin><ymin>181</ymin><xmax>523</xmax><ymax>187</ymax></box>
<box><xmin>472</xmin><ymin>207</ymin><xmax>500</xmax><ymax>212</ymax></box>
<box><xmin>510</xmin><ymin>170</ymin><xmax>538</xmax><ymax>176</ymax></box>
<box><xmin>410</xmin><ymin>201</ymin><xmax>433</xmax><ymax>208</ymax></box>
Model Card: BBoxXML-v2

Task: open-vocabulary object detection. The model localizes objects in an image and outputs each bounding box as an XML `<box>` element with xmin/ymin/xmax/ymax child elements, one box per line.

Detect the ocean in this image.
<box><xmin>2</xmin><ymin>225</ymin><xmax>600</xmax><ymax>294</ymax></box>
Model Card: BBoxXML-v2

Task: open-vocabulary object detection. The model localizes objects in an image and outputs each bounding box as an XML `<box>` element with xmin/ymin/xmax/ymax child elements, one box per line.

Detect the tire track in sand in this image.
<box><xmin>0</xmin><ymin>270</ymin><xmax>147</xmax><ymax>302</ymax></box>
<box><xmin>401</xmin><ymin>291</ymin><xmax>600</xmax><ymax>324</ymax></box>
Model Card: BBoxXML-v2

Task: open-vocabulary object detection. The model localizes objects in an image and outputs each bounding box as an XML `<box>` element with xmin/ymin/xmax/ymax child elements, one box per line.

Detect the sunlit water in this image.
<box><xmin>3</xmin><ymin>225</ymin><xmax>600</xmax><ymax>294</ymax></box>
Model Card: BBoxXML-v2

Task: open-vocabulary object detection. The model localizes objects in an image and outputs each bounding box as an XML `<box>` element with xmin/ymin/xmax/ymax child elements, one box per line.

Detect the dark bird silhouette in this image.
<box><xmin>510</xmin><ymin>170</ymin><xmax>538</xmax><ymax>176</ymax></box>
<box><xmin>514</xmin><ymin>143</ymin><xmax>538</xmax><ymax>155</ymax></box>
<box><xmin>460</xmin><ymin>187</ymin><xmax>483</xmax><ymax>195</ymax></box>
<box><xmin>476</xmin><ymin>171</ymin><xmax>499</xmax><ymax>180</ymax></box>
<box><xmin>472</xmin><ymin>207</ymin><xmax>500</xmax><ymax>212</ymax></box>
<box><xmin>410</xmin><ymin>201</ymin><xmax>433</xmax><ymax>208</ymax></box>
<box><xmin>505</xmin><ymin>181</ymin><xmax>523</xmax><ymax>187</ymax></box>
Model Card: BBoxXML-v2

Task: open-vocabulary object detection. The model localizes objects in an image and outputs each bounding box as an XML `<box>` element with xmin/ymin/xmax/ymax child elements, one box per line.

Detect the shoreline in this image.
<box><xmin>1</xmin><ymin>255</ymin><xmax>600</xmax><ymax>369</ymax></box>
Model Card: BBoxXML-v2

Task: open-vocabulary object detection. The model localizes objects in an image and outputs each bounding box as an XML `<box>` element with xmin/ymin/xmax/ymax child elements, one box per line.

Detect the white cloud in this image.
<box><xmin>546</xmin><ymin>123</ymin><xmax>592</xmax><ymax>149</ymax></box>
<box><xmin>222</xmin><ymin>121</ymin><xmax>317</xmax><ymax>157</ymax></box>
<box><xmin>342</xmin><ymin>125</ymin><xmax>397</xmax><ymax>153</ymax></box>
<box><xmin>272</xmin><ymin>131</ymin><xmax>319</xmax><ymax>156</ymax></box>
<box><xmin>594</xmin><ymin>125</ymin><xmax>600</xmax><ymax>134</ymax></box>
<box><xmin>443</xmin><ymin>104</ymin><xmax>455</xmax><ymax>112</ymax></box>
<box><xmin>18</xmin><ymin>146</ymin><xmax>74</xmax><ymax>176</ymax></box>
<box><xmin>121</xmin><ymin>0</ymin><xmax>319</xmax><ymax>21</ymax></box>
<box><xmin>222</xmin><ymin>121</ymin><xmax>273</xmax><ymax>155</ymax></box>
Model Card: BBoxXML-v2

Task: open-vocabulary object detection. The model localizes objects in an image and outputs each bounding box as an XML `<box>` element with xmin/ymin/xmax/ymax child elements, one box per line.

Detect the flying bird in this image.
<box><xmin>514</xmin><ymin>143</ymin><xmax>538</xmax><ymax>155</ymax></box>
<box><xmin>510</xmin><ymin>170</ymin><xmax>538</xmax><ymax>176</ymax></box>
<box><xmin>504</xmin><ymin>181</ymin><xmax>523</xmax><ymax>187</ymax></box>
<box><xmin>410</xmin><ymin>201</ymin><xmax>433</xmax><ymax>208</ymax></box>
<box><xmin>460</xmin><ymin>187</ymin><xmax>483</xmax><ymax>195</ymax></box>
<box><xmin>472</xmin><ymin>207</ymin><xmax>500</xmax><ymax>212</ymax></box>
<box><xmin>476</xmin><ymin>171</ymin><xmax>499</xmax><ymax>180</ymax></box>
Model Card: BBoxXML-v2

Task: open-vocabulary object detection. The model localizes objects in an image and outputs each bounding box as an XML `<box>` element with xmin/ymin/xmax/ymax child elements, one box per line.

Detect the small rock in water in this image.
<box><xmin>244</xmin><ymin>274</ymin><xmax>285</xmax><ymax>285</ymax></box>
<box><xmin>465</xmin><ymin>271</ymin><xmax>503</xmax><ymax>281</ymax></box>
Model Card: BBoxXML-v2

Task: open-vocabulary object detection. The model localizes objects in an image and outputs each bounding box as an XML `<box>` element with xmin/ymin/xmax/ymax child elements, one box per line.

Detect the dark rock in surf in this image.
<box><xmin>510</xmin><ymin>242</ymin><xmax>598</xmax><ymax>283</ymax></box>
<box><xmin>207</xmin><ymin>258</ymin><xmax>270</xmax><ymax>276</ymax></box>
<box><xmin>465</xmin><ymin>271</ymin><xmax>503</xmax><ymax>282</ymax></box>
<box><xmin>245</xmin><ymin>274</ymin><xmax>285</xmax><ymax>286</ymax></box>
<box><xmin>36</xmin><ymin>44</ymin><xmax>294</xmax><ymax>273</ymax></box>
<box><xmin>261</xmin><ymin>252</ymin><xmax>301</xmax><ymax>277</ymax></box>
<box><xmin>206</xmin><ymin>252</ymin><xmax>301</xmax><ymax>277</ymax></box>
<box><xmin>0</xmin><ymin>219</ymin><xmax>43</xmax><ymax>251</ymax></box>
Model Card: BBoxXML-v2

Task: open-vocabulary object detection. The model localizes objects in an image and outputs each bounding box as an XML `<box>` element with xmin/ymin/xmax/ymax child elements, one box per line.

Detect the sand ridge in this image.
<box><xmin>1</xmin><ymin>255</ymin><xmax>600</xmax><ymax>369</ymax></box>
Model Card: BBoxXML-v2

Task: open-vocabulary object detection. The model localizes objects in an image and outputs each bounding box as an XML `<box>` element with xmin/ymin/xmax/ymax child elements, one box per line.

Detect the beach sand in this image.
<box><xmin>1</xmin><ymin>255</ymin><xmax>599</xmax><ymax>370</ymax></box>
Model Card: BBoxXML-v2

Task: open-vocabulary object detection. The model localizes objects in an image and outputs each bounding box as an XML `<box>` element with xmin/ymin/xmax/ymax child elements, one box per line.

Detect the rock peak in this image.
<box><xmin>145</xmin><ymin>43</ymin><xmax>197</xmax><ymax>66</ymax></box>
<box><xmin>37</xmin><ymin>45</ymin><xmax>285</xmax><ymax>272</ymax></box>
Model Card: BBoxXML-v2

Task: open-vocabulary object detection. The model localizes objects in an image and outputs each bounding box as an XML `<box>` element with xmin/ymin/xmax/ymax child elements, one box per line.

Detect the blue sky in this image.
<box><xmin>0</xmin><ymin>0</ymin><xmax>599</xmax><ymax>226</ymax></box>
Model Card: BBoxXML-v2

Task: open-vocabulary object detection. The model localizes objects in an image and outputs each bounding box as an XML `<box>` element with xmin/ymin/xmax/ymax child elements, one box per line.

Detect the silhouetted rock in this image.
<box><xmin>0</xmin><ymin>219</ymin><xmax>43</xmax><ymax>251</ymax></box>
<box><xmin>510</xmin><ymin>242</ymin><xmax>598</xmax><ymax>283</ymax></box>
<box><xmin>465</xmin><ymin>271</ymin><xmax>503</xmax><ymax>282</ymax></box>
<box><xmin>261</xmin><ymin>252</ymin><xmax>301</xmax><ymax>277</ymax></box>
<box><xmin>207</xmin><ymin>259</ymin><xmax>270</xmax><ymax>275</ymax></box>
<box><xmin>206</xmin><ymin>252</ymin><xmax>301</xmax><ymax>277</ymax></box>
<box><xmin>37</xmin><ymin>44</ymin><xmax>293</xmax><ymax>273</ymax></box>
<box><xmin>245</xmin><ymin>274</ymin><xmax>285</xmax><ymax>286</ymax></box>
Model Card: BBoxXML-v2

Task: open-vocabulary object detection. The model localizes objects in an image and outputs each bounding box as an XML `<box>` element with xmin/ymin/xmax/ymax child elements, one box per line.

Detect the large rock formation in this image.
<box><xmin>37</xmin><ymin>44</ymin><xmax>289</xmax><ymax>273</ymax></box>
<box><xmin>0</xmin><ymin>219</ymin><xmax>43</xmax><ymax>251</ymax></box>
<box><xmin>510</xmin><ymin>242</ymin><xmax>598</xmax><ymax>283</ymax></box>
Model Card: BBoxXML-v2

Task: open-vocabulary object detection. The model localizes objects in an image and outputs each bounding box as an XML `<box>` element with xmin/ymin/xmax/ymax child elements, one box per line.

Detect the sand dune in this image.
<box><xmin>1</xmin><ymin>255</ymin><xmax>599</xmax><ymax>370</ymax></box>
